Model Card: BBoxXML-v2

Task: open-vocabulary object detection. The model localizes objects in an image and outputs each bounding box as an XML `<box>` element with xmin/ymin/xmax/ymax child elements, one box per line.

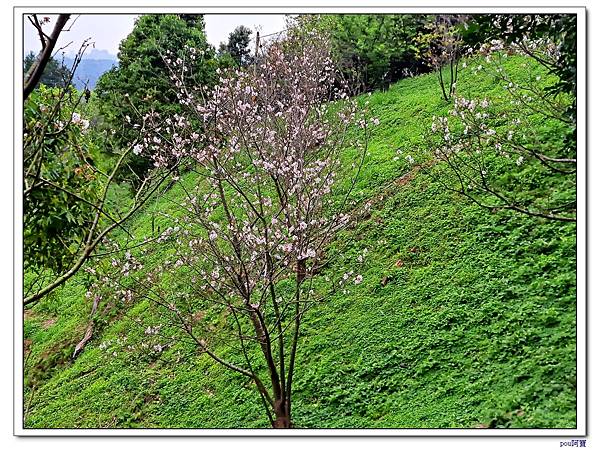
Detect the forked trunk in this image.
<box><xmin>272</xmin><ymin>398</ymin><xmax>291</xmax><ymax>428</ymax></box>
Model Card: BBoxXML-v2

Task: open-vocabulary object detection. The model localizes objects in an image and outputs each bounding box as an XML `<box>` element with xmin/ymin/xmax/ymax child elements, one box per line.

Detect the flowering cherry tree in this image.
<box><xmin>418</xmin><ymin>15</ymin><xmax>467</xmax><ymax>102</ymax></box>
<box><xmin>93</xmin><ymin>31</ymin><xmax>375</xmax><ymax>428</ymax></box>
<box><xmin>427</xmin><ymin>37</ymin><xmax>575</xmax><ymax>222</ymax></box>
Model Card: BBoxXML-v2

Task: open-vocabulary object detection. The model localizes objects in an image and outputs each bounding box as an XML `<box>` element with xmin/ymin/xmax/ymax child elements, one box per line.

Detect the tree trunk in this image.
<box><xmin>438</xmin><ymin>67</ymin><xmax>449</xmax><ymax>102</ymax></box>
<box><xmin>272</xmin><ymin>398</ymin><xmax>291</xmax><ymax>428</ymax></box>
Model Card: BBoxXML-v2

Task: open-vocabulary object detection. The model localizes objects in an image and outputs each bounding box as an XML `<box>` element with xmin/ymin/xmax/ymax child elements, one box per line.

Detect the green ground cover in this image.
<box><xmin>23</xmin><ymin>56</ymin><xmax>576</xmax><ymax>429</ymax></box>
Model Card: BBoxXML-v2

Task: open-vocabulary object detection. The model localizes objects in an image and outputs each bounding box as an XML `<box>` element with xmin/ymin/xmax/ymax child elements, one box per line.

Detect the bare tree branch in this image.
<box><xmin>24</xmin><ymin>14</ymin><xmax>71</xmax><ymax>101</ymax></box>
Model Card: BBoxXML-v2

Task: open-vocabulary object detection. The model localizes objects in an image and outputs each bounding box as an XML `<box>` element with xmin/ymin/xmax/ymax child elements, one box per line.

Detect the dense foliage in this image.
<box><xmin>310</xmin><ymin>15</ymin><xmax>431</xmax><ymax>91</ymax></box>
<box><xmin>24</xmin><ymin>85</ymin><xmax>97</xmax><ymax>274</ymax></box>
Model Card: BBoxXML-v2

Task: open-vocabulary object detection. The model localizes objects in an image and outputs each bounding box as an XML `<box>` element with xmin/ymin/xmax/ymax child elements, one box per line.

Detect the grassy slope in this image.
<box><xmin>24</xmin><ymin>57</ymin><xmax>576</xmax><ymax>429</ymax></box>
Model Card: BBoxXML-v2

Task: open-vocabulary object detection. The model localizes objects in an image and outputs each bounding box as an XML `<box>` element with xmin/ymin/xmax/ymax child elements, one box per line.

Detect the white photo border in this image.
<box><xmin>13</xmin><ymin>3</ymin><xmax>587</xmax><ymax>437</ymax></box>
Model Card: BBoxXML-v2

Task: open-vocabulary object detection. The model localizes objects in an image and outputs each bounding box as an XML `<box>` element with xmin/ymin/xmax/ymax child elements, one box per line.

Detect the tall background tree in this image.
<box><xmin>24</xmin><ymin>52</ymin><xmax>72</xmax><ymax>89</ymax></box>
<box><xmin>218</xmin><ymin>25</ymin><xmax>253</xmax><ymax>66</ymax></box>
<box><xmin>93</xmin><ymin>14</ymin><xmax>222</xmax><ymax>182</ymax></box>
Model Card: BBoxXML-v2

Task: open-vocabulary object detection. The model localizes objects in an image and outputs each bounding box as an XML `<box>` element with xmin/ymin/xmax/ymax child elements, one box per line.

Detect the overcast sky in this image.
<box><xmin>23</xmin><ymin>14</ymin><xmax>289</xmax><ymax>57</ymax></box>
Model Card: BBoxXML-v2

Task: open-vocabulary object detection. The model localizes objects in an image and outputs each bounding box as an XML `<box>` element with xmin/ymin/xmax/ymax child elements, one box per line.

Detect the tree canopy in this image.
<box><xmin>219</xmin><ymin>25</ymin><xmax>253</xmax><ymax>66</ymax></box>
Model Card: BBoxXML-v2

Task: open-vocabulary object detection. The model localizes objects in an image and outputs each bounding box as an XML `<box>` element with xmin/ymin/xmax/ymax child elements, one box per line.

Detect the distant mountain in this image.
<box><xmin>85</xmin><ymin>49</ymin><xmax>118</xmax><ymax>61</ymax></box>
<box><xmin>62</xmin><ymin>49</ymin><xmax>118</xmax><ymax>90</ymax></box>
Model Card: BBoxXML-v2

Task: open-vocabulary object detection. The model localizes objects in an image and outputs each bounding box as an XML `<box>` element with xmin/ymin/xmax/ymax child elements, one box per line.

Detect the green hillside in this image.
<box><xmin>23</xmin><ymin>56</ymin><xmax>576</xmax><ymax>429</ymax></box>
